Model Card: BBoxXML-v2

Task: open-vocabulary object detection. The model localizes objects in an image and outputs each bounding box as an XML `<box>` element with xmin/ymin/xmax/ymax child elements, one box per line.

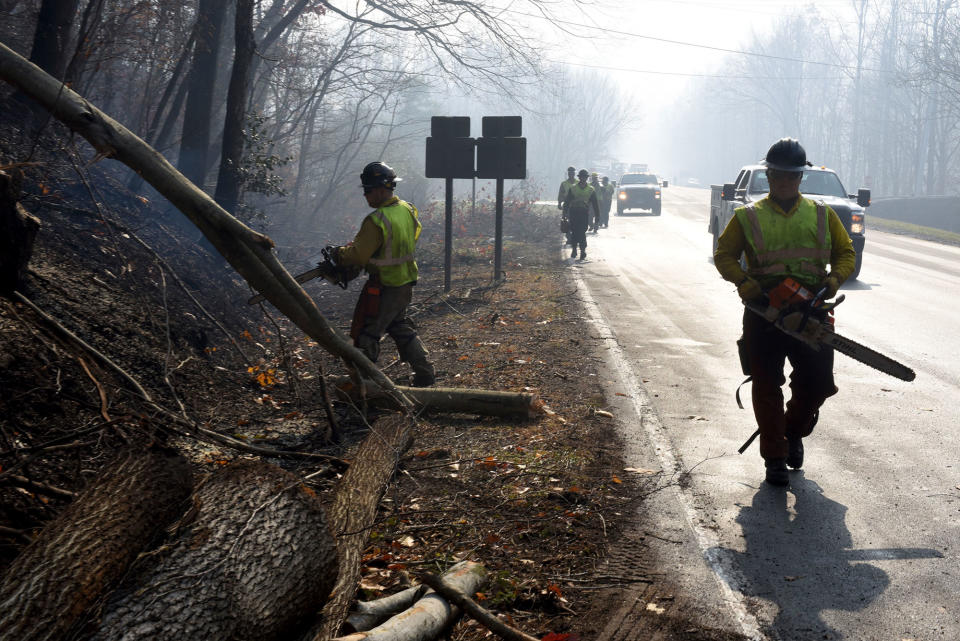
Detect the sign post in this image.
<box><xmin>425</xmin><ymin>116</ymin><xmax>473</xmax><ymax>291</ymax></box>
<box><xmin>475</xmin><ymin>116</ymin><xmax>526</xmax><ymax>282</ymax></box>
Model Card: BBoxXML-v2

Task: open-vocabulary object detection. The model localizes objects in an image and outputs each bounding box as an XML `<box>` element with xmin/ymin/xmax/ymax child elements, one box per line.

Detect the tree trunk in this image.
<box><xmin>332</xmin><ymin>562</ymin><xmax>487</xmax><ymax>641</ymax></box>
<box><xmin>0</xmin><ymin>169</ymin><xmax>40</xmax><ymax>295</ymax></box>
<box><xmin>331</xmin><ymin>378</ymin><xmax>543</xmax><ymax>418</ymax></box>
<box><xmin>316</xmin><ymin>414</ymin><xmax>416</xmax><ymax>640</ymax></box>
<box><xmin>177</xmin><ymin>0</ymin><xmax>228</xmax><ymax>190</ymax></box>
<box><xmin>94</xmin><ymin>460</ymin><xmax>337</xmax><ymax>641</ymax></box>
<box><xmin>214</xmin><ymin>0</ymin><xmax>255</xmax><ymax>215</ymax></box>
<box><xmin>27</xmin><ymin>0</ymin><xmax>80</xmax><ymax>80</ymax></box>
<box><xmin>0</xmin><ymin>447</ymin><xmax>193</xmax><ymax>641</ymax></box>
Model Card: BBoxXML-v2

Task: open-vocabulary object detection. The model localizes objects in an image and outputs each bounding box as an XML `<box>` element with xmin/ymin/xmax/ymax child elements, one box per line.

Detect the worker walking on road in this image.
<box><xmin>589</xmin><ymin>173</ymin><xmax>602</xmax><ymax>232</ymax></box>
<box><xmin>713</xmin><ymin>138</ymin><xmax>856</xmax><ymax>486</ymax></box>
<box><xmin>561</xmin><ymin>169</ymin><xmax>601</xmax><ymax>261</ymax></box>
<box><xmin>558</xmin><ymin>166</ymin><xmax>577</xmax><ymax>246</ymax></box>
<box><xmin>599</xmin><ymin>176</ymin><xmax>614</xmax><ymax>228</ymax></box>
<box><xmin>333</xmin><ymin>161</ymin><xmax>436</xmax><ymax>387</ymax></box>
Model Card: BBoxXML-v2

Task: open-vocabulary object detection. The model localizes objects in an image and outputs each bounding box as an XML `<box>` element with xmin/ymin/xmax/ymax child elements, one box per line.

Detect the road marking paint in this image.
<box><xmin>573</xmin><ymin>268</ymin><xmax>766</xmax><ymax>641</ymax></box>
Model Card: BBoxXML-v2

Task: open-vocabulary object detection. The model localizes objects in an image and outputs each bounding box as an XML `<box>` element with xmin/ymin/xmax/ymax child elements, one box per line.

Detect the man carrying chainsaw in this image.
<box><xmin>714</xmin><ymin>138</ymin><xmax>856</xmax><ymax>486</ymax></box>
<box><xmin>330</xmin><ymin>161</ymin><xmax>436</xmax><ymax>387</ymax></box>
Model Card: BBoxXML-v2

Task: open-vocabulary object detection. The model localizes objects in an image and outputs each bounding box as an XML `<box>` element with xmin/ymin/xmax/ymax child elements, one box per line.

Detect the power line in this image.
<box><xmin>502</xmin><ymin>8</ymin><xmax>890</xmax><ymax>74</ymax></box>
<box><xmin>553</xmin><ymin>58</ymin><xmax>844</xmax><ymax>80</ymax></box>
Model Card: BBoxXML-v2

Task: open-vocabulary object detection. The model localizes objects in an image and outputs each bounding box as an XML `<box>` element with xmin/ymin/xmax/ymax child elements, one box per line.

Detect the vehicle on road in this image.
<box><xmin>617</xmin><ymin>172</ymin><xmax>663</xmax><ymax>216</ymax></box>
<box><xmin>709</xmin><ymin>164</ymin><xmax>869</xmax><ymax>279</ymax></box>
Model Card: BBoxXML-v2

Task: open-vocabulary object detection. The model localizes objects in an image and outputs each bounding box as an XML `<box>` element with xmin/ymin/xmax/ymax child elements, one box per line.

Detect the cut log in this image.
<box><xmin>331</xmin><ymin>377</ymin><xmax>541</xmax><ymax>418</ymax></box>
<box><xmin>0</xmin><ymin>168</ymin><xmax>40</xmax><ymax>295</ymax></box>
<box><xmin>332</xmin><ymin>561</ymin><xmax>487</xmax><ymax>641</ymax></box>
<box><xmin>0</xmin><ymin>447</ymin><xmax>193</xmax><ymax>641</ymax></box>
<box><xmin>345</xmin><ymin>586</ymin><xmax>427</xmax><ymax>633</ymax></box>
<box><xmin>315</xmin><ymin>414</ymin><xmax>416</xmax><ymax>640</ymax></box>
<box><xmin>93</xmin><ymin>460</ymin><xmax>337</xmax><ymax>641</ymax></box>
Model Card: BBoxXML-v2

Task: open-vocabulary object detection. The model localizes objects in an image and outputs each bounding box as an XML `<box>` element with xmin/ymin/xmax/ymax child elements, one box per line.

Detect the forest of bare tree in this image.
<box><xmin>658</xmin><ymin>0</ymin><xmax>960</xmax><ymax>197</ymax></box>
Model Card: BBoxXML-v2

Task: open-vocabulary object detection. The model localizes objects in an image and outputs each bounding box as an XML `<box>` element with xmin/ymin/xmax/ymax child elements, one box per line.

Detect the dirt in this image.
<box><xmin>0</xmin><ymin>138</ymin><xmax>749</xmax><ymax>640</ymax></box>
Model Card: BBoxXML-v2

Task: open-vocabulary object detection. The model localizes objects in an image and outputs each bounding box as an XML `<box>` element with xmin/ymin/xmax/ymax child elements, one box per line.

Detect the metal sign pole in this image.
<box><xmin>444</xmin><ymin>176</ymin><xmax>453</xmax><ymax>292</ymax></box>
<box><xmin>472</xmin><ymin>177</ymin><xmax>476</xmax><ymax>219</ymax></box>
<box><xmin>494</xmin><ymin>178</ymin><xmax>503</xmax><ymax>281</ymax></box>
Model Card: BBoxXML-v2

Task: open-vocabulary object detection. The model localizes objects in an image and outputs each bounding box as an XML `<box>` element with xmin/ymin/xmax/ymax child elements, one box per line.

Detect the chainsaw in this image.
<box><xmin>247</xmin><ymin>246</ymin><xmax>360</xmax><ymax>305</ymax></box>
<box><xmin>743</xmin><ymin>278</ymin><xmax>915</xmax><ymax>382</ymax></box>
<box><xmin>736</xmin><ymin>278</ymin><xmax>915</xmax><ymax>454</ymax></box>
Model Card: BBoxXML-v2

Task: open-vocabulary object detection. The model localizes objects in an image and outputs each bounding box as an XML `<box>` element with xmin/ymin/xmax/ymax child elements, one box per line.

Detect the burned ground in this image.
<box><xmin>0</xmin><ymin>144</ymin><xmax>747</xmax><ymax>640</ymax></box>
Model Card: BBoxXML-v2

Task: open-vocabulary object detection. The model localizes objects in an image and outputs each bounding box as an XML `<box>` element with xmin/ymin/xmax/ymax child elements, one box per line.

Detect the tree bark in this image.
<box><xmin>0</xmin><ymin>169</ymin><xmax>40</xmax><ymax>295</ymax></box>
<box><xmin>331</xmin><ymin>562</ymin><xmax>487</xmax><ymax>641</ymax></box>
<box><xmin>345</xmin><ymin>586</ymin><xmax>428</xmax><ymax>633</ymax></box>
<box><xmin>418</xmin><ymin>571</ymin><xmax>538</xmax><ymax>641</ymax></box>
<box><xmin>94</xmin><ymin>460</ymin><xmax>337</xmax><ymax>641</ymax></box>
<box><xmin>0</xmin><ymin>41</ymin><xmax>412</xmax><ymax>410</ymax></box>
<box><xmin>27</xmin><ymin>0</ymin><xmax>80</xmax><ymax>80</ymax></box>
<box><xmin>0</xmin><ymin>447</ymin><xmax>193</xmax><ymax>641</ymax></box>
<box><xmin>316</xmin><ymin>414</ymin><xmax>416</xmax><ymax>640</ymax></box>
<box><xmin>214</xmin><ymin>0</ymin><xmax>255</xmax><ymax>215</ymax></box>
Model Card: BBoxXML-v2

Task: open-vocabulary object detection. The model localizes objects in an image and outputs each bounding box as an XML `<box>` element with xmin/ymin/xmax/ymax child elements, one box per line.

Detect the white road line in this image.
<box><xmin>573</xmin><ymin>267</ymin><xmax>766</xmax><ymax>641</ymax></box>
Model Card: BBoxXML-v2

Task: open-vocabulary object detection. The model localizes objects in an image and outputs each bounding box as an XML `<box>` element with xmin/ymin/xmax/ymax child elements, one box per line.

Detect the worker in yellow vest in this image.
<box><xmin>334</xmin><ymin>162</ymin><xmax>435</xmax><ymax>387</ymax></box>
<box><xmin>557</xmin><ymin>166</ymin><xmax>577</xmax><ymax>246</ymax></box>
<box><xmin>561</xmin><ymin>169</ymin><xmax>601</xmax><ymax>260</ymax></box>
<box><xmin>714</xmin><ymin>138</ymin><xmax>856</xmax><ymax>485</ymax></box>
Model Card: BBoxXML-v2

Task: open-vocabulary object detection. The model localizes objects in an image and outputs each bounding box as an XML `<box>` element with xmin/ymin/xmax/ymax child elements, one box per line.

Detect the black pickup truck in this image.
<box><xmin>616</xmin><ymin>172</ymin><xmax>664</xmax><ymax>216</ymax></box>
<box><xmin>709</xmin><ymin>165</ymin><xmax>870</xmax><ymax>279</ymax></box>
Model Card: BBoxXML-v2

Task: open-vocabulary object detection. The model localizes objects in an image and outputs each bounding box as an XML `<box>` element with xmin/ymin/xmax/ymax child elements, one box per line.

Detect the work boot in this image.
<box><xmin>786</xmin><ymin>437</ymin><xmax>804</xmax><ymax>469</ymax></box>
<box><xmin>580</xmin><ymin>250</ymin><xmax>586</xmax><ymax>261</ymax></box>
<box><xmin>412</xmin><ymin>372</ymin><xmax>435</xmax><ymax>387</ymax></box>
<box><xmin>764</xmin><ymin>458</ymin><xmax>789</xmax><ymax>486</ymax></box>
<box><xmin>571</xmin><ymin>247</ymin><xmax>577</xmax><ymax>258</ymax></box>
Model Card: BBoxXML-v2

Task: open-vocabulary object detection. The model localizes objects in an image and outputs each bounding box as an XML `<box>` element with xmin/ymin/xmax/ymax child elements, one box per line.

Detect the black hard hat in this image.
<box><xmin>360</xmin><ymin>161</ymin><xmax>400</xmax><ymax>189</ymax></box>
<box><xmin>577</xmin><ymin>169</ymin><xmax>589</xmax><ymax>178</ymax></box>
<box><xmin>762</xmin><ymin>138</ymin><xmax>810</xmax><ymax>172</ymax></box>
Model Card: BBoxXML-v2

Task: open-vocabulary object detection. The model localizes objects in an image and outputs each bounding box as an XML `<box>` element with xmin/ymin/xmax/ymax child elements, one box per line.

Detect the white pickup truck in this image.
<box><xmin>709</xmin><ymin>164</ymin><xmax>870</xmax><ymax>280</ymax></box>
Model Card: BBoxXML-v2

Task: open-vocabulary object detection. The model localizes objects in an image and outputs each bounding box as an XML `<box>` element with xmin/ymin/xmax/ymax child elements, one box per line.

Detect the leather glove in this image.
<box><xmin>821</xmin><ymin>275</ymin><xmax>840</xmax><ymax>299</ymax></box>
<box><xmin>737</xmin><ymin>277</ymin><xmax>764</xmax><ymax>302</ymax></box>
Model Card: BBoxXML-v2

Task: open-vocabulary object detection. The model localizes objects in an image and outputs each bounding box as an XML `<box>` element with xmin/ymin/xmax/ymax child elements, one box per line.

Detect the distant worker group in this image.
<box><xmin>557</xmin><ymin>166</ymin><xmax>616</xmax><ymax>260</ymax></box>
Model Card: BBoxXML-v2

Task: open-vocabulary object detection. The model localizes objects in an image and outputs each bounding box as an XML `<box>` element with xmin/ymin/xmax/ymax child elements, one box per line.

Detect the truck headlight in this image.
<box><xmin>850</xmin><ymin>213</ymin><xmax>864</xmax><ymax>235</ymax></box>
<box><xmin>618</xmin><ymin>191</ymin><xmax>627</xmax><ymax>200</ymax></box>
<box><xmin>654</xmin><ymin>191</ymin><xmax>661</xmax><ymax>199</ymax></box>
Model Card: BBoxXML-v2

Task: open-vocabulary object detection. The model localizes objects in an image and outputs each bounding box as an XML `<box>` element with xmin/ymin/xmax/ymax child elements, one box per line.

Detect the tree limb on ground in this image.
<box><xmin>331</xmin><ymin>561</ymin><xmax>487</xmax><ymax>641</ymax></box>
<box><xmin>0</xmin><ymin>41</ymin><xmax>411</xmax><ymax>412</ymax></box>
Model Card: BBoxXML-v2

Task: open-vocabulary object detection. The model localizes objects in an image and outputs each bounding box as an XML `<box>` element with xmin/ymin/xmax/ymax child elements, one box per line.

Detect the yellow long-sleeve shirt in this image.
<box><xmin>338</xmin><ymin>196</ymin><xmax>402</xmax><ymax>269</ymax></box>
<box><xmin>714</xmin><ymin>196</ymin><xmax>857</xmax><ymax>288</ymax></box>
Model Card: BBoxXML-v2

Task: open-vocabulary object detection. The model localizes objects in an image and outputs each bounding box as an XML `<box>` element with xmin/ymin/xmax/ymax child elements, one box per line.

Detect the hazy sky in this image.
<box><xmin>522</xmin><ymin>0</ymin><xmax>859</xmax><ymax>166</ymax></box>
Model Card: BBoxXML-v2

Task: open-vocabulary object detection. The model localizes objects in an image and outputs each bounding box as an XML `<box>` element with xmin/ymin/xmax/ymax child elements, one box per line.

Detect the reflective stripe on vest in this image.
<box><xmin>738</xmin><ymin>198</ymin><xmax>831</xmax><ymax>283</ymax></box>
<box><xmin>368</xmin><ymin>200</ymin><xmax>420</xmax><ymax>286</ymax></box>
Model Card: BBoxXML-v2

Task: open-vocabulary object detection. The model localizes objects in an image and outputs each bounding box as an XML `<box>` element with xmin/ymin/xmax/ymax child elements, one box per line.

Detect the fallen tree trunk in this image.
<box><xmin>94</xmin><ymin>459</ymin><xmax>337</xmax><ymax>641</ymax></box>
<box><xmin>0</xmin><ymin>42</ymin><xmax>410</xmax><ymax>412</ymax></box>
<box><xmin>332</xmin><ymin>562</ymin><xmax>486</xmax><ymax>641</ymax></box>
<box><xmin>418</xmin><ymin>571</ymin><xmax>539</xmax><ymax>641</ymax></box>
<box><xmin>0</xmin><ymin>447</ymin><xmax>192</xmax><ymax>641</ymax></box>
<box><xmin>331</xmin><ymin>378</ymin><xmax>542</xmax><ymax>418</ymax></box>
<box><xmin>315</xmin><ymin>414</ymin><xmax>416</xmax><ymax>640</ymax></box>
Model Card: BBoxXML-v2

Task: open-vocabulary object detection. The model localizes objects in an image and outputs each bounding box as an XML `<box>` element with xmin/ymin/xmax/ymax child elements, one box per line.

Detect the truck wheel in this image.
<box><xmin>616</xmin><ymin>205</ymin><xmax>623</xmax><ymax>216</ymax></box>
<box><xmin>653</xmin><ymin>203</ymin><xmax>661</xmax><ymax>216</ymax></box>
<box><xmin>711</xmin><ymin>223</ymin><xmax>719</xmax><ymax>255</ymax></box>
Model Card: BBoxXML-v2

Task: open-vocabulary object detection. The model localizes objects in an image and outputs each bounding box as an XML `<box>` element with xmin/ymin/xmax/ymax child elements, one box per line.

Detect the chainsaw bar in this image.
<box><xmin>821</xmin><ymin>331</ymin><xmax>916</xmax><ymax>381</ymax></box>
<box><xmin>745</xmin><ymin>302</ymin><xmax>915</xmax><ymax>382</ymax></box>
<box><xmin>246</xmin><ymin>265</ymin><xmax>338</xmax><ymax>305</ymax></box>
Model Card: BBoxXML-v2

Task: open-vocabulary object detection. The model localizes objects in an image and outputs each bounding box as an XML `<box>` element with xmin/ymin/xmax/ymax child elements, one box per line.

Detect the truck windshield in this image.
<box><xmin>620</xmin><ymin>174</ymin><xmax>658</xmax><ymax>185</ymax></box>
<box><xmin>749</xmin><ymin>170</ymin><xmax>847</xmax><ymax>198</ymax></box>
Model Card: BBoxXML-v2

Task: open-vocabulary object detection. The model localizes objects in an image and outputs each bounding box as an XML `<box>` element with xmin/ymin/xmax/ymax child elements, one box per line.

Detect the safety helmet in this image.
<box><xmin>360</xmin><ymin>161</ymin><xmax>400</xmax><ymax>189</ymax></box>
<box><xmin>577</xmin><ymin>169</ymin><xmax>589</xmax><ymax>178</ymax></box>
<box><xmin>601</xmin><ymin>176</ymin><xmax>609</xmax><ymax>183</ymax></box>
<box><xmin>762</xmin><ymin>138</ymin><xmax>810</xmax><ymax>172</ymax></box>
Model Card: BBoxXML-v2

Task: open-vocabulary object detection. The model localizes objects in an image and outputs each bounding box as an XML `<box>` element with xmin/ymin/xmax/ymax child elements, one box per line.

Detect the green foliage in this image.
<box><xmin>235</xmin><ymin>112</ymin><xmax>292</xmax><ymax>223</ymax></box>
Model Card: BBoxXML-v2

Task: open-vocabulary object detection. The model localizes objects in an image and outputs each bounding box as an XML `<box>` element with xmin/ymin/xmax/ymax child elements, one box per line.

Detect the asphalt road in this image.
<box><xmin>576</xmin><ymin>186</ymin><xmax>958</xmax><ymax>641</ymax></box>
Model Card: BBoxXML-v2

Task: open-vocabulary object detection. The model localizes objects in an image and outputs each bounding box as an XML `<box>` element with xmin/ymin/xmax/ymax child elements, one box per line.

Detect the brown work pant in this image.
<box><xmin>742</xmin><ymin>309</ymin><xmax>838</xmax><ymax>460</ymax></box>
<box><xmin>351</xmin><ymin>279</ymin><xmax>434</xmax><ymax>380</ymax></box>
